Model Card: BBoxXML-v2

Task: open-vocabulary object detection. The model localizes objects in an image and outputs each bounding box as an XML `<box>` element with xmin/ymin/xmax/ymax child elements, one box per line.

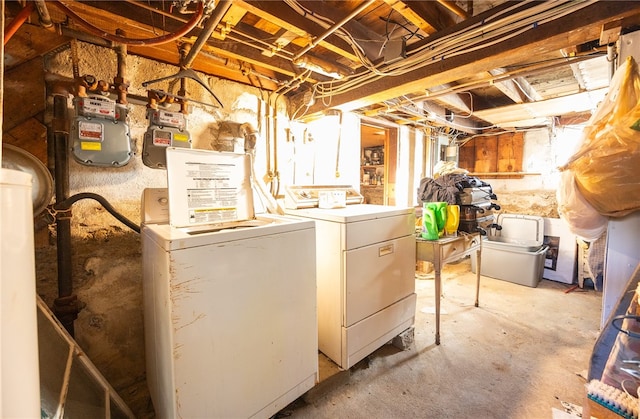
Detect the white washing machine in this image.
<box><xmin>141</xmin><ymin>148</ymin><xmax>318</xmax><ymax>418</ymax></box>
<box><xmin>284</xmin><ymin>186</ymin><xmax>416</xmax><ymax>369</ymax></box>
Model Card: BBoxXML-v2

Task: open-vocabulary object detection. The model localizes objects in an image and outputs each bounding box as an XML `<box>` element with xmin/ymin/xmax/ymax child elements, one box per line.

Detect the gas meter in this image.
<box><xmin>70</xmin><ymin>95</ymin><xmax>132</xmax><ymax>167</ymax></box>
<box><xmin>142</xmin><ymin>108</ymin><xmax>192</xmax><ymax>169</ymax></box>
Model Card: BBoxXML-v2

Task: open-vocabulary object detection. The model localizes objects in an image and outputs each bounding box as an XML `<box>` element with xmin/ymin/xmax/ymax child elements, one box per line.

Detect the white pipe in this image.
<box><xmin>312</xmin><ymin>0</ymin><xmax>596</xmax><ymax>97</ymax></box>
<box><xmin>241</xmin><ymin>123</ymin><xmax>283</xmax><ymax>214</ymax></box>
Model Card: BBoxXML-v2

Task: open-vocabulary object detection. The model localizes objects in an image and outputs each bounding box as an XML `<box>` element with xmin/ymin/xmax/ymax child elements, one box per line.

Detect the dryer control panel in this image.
<box><xmin>284</xmin><ymin>185</ymin><xmax>363</xmax><ymax>209</ymax></box>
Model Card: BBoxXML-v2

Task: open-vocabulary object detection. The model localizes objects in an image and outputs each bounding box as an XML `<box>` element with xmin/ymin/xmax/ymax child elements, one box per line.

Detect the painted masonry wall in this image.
<box><xmin>30</xmin><ymin>42</ymin><xmax>566</xmax><ymax>416</ymax></box>
<box><xmin>38</xmin><ymin>42</ymin><xmax>292</xmax><ymax>416</ymax></box>
<box><xmin>489</xmin><ymin>127</ymin><xmax>572</xmax><ymax>218</ymax></box>
<box><xmin>490</xmin><ymin>126</ymin><xmax>584</xmax><ymax>218</ymax></box>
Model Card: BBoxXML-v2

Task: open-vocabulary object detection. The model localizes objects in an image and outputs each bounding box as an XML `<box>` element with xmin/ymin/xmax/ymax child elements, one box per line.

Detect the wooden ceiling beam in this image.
<box><xmin>234</xmin><ymin>0</ymin><xmax>359</xmax><ymax>62</ymax></box>
<box><xmin>303</xmin><ymin>1</ymin><xmax>640</xmax><ymax>116</ymax></box>
<box><xmin>294</xmin><ymin>1</ymin><xmax>386</xmax><ymax>63</ymax></box>
<box><xmin>382</xmin><ymin>0</ymin><xmax>458</xmax><ymax>34</ymax></box>
<box><xmin>436</xmin><ymin>0</ymin><xmax>469</xmax><ymax>19</ymax></box>
<box><xmin>382</xmin><ymin>0</ymin><xmax>437</xmax><ymax>34</ymax></box>
<box><xmin>488</xmin><ymin>69</ymin><xmax>528</xmax><ymax>104</ymax></box>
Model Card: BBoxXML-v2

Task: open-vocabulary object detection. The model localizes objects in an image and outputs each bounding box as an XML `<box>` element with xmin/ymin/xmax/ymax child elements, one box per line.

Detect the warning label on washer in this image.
<box><xmin>167</xmin><ymin>149</ymin><xmax>252</xmax><ymax>228</ymax></box>
<box><xmin>183</xmin><ymin>160</ymin><xmax>243</xmax><ymax>223</ymax></box>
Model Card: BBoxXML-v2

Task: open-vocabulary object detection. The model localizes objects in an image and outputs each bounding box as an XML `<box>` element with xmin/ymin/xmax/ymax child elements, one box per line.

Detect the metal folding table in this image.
<box><xmin>416</xmin><ymin>232</ymin><xmax>482</xmax><ymax>345</ymax></box>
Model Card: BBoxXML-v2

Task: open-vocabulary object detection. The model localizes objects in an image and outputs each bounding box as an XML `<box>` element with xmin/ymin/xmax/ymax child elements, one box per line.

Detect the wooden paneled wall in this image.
<box><xmin>458</xmin><ymin>132</ymin><xmax>524</xmax><ymax>178</ymax></box>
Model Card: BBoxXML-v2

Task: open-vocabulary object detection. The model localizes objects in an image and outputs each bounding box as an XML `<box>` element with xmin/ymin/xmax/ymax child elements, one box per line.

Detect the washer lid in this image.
<box><xmin>165</xmin><ymin>147</ymin><xmax>254</xmax><ymax>228</ymax></box>
<box><xmin>495</xmin><ymin>213</ymin><xmax>545</xmax><ymax>245</ymax></box>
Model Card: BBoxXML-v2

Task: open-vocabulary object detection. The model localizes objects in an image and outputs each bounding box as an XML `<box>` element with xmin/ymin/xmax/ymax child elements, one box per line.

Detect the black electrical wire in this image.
<box><xmin>612</xmin><ymin>315</ymin><xmax>640</xmax><ymax>339</ymax></box>
<box><xmin>55</xmin><ymin>192</ymin><xmax>140</xmax><ymax>234</ymax></box>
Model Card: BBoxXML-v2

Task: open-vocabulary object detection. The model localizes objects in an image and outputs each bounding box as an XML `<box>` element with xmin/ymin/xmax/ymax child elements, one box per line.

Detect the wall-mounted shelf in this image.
<box><xmin>468</xmin><ymin>172</ymin><xmax>541</xmax><ymax>179</ymax></box>
<box><xmin>362</xmin><ymin>146</ymin><xmax>384</xmax><ymax>166</ymax></box>
<box><xmin>469</xmin><ymin>172</ymin><xmax>541</xmax><ymax>176</ymax></box>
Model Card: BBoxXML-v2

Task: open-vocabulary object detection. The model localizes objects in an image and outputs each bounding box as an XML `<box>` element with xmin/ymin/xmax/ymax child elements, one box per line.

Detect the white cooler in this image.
<box><xmin>471</xmin><ymin>213</ymin><xmax>549</xmax><ymax>287</ymax></box>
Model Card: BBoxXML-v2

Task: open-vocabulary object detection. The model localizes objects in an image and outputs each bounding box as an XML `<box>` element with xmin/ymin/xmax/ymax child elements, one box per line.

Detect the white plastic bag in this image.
<box><xmin>556</xmin><ymin>170</ymin><xmax>607</xmax><ymax>241</ymax></box>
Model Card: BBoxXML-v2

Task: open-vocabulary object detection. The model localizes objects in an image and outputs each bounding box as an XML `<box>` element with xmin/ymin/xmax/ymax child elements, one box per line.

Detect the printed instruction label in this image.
<box><xmin>184</xmin><ymin>160</ymin><xmax>243</xmax><ymax>224</ymax></box>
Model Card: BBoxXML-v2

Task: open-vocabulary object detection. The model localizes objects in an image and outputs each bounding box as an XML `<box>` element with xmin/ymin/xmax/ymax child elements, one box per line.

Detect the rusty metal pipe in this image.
<box><xmin>34</xmin><ymin>0</ymin><xmax>53</xmax><ymax>29</ymax></box>
<box><xmin>51</xmin><ymin>93</ymin><xmax>78</xmax><ymax>336</ymax></box>
<box><xmin>115</xmin><ymin>29</ymin><xmax>127</xmax><ymax>81</ymax></box>
<box><xmin>182</xmin><ymin>0</ymin><xmax>233</xmax><ymax>68</ymax></box>
<box><xmin>4</xmin><ymin>2</ymin><xmax>34</xmax><ymax>45</ymax></box>
<box><xmin>292</xmin><ymin>0</ymin><xmax>375</xmax><ymax>61</ymax></box>
<box><xmin>114</xmin><ymin>30</ymin><xmax>128</xmax><ymax>104</ymax></box>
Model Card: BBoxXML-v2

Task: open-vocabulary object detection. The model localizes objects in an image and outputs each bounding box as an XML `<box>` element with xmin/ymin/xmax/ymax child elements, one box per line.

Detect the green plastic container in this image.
<box><xmin>421</xmin><ymin>205</ymin><xmax>439</xmax><ymax>240</ymax></box>
<box><xmin>425</xmin><ymin>202</ymin><xmax>448</xmax><ymax>237</ymax></box>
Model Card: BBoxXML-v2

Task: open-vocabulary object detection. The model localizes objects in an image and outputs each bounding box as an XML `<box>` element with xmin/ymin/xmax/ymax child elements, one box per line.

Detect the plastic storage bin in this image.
<box><xmin>471</xmin><ymin>214</ymin><xmax>549</xmax><ymax>287</ymax></box>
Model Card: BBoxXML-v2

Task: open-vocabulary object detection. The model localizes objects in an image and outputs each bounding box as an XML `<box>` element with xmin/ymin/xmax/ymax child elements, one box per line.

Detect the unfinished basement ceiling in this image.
<box><xmin>7</xmin><ymin>0</ymin><xmax>640</xmax><ymax>133</ymax></box>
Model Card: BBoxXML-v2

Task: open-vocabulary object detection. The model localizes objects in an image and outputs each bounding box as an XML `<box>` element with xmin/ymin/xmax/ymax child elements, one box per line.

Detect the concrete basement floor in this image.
<box><xmin>279</xmin><ymin>257</ymin><xmax>602</xmax><ymax>419</ymax></box>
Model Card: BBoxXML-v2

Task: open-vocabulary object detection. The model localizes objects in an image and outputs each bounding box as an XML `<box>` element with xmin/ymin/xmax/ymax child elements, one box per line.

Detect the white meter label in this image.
<box><xmin>156</xmin><ymin>110</ymin><xmax>185</xmax><ymax>129</ymax></box>
<box><xmin>82</xmin><ymin>97</ymin><xmax>116</xmax><ymax>119</ymax></box>
<box><xmin>152</xmin><ymin>130</ymin><xmax>172</xmax><ymax>146</ymax></box>
<box><xmin>78</xmin><ymin>120</ymin><xmax>104</xmax><ymax>141</ymax></box>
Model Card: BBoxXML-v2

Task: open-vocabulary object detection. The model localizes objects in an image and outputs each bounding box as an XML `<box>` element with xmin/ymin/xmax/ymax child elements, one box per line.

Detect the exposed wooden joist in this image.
<box><xmin>294</xmin><ymin>1</ymin><xmax>386</xmax><ymax>63</ymax></box>
<box><xmin>46</xmin><ymin>1</ymin><xmax>306</xmax><ymax>90</ymax></box>
<box><xmin>489</xmin><ymin>69</ymin><xmax>527</xmax><ymax>104</ymax></box>
<box><xmin>302</xmin><ymin>1</ymin><xmax>640</xmax><ymax>117</ymax></box>
<box><xmin>233</xmin><ymin>0</ymin><xmax>360</xmax><ymax>63</ymax></box>
<box><xmin>472</xmin><ymin>87</ymin><xmax>608</xmax><ymax>128</ymax></box>
<box><xmin>436</xmin><ymin>0</ymin><xmax>469</xmax><ymax>19</ymax></box>
<box><xmin>383</xmin><ymin>0</ymin><xmax>457</xmax><ymax>34</ymax></box>
<box><xmin>382</xmin><ymin>0</ymin><xmax>437</xmax><ymax>34</ymax></box>
<box><xmin>431</xmin><ymin>93</ymin><xmax>472</xmax><ymax>115</ymax></box>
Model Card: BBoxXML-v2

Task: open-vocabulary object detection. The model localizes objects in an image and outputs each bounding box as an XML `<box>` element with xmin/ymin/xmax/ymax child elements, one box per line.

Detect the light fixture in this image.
<box><xmin>446</xmin><ymin>110</ymin><xmax>455</xmax><ymax>122</ymax></box>
<box><xmin>293</xmin><ymin>55</ymin><xmax>348</xmax><ymax>80</ymax></box>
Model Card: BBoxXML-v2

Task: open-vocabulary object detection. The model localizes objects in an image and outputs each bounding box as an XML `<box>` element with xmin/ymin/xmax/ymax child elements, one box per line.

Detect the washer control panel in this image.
<box><xmin>141</xmin><ymin>188</ymin><xmax>169</xmax><ymax>225</ymax></box>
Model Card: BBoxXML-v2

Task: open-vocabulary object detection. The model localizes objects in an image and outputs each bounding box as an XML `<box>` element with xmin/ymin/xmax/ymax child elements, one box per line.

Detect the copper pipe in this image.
<box><xmin>4</xmin><ymin>2</ymin><xmax>34</xmax><ymax>45</ymax></box>
<box><xmin>114</xmin><ymin>29</ymin><xmax>128</xmax><ymax>104</ymax></box>
<box><xmin>51</xmin><ymin>0</ymin><xmax>204</xmax><ymax>46</ymax></box>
